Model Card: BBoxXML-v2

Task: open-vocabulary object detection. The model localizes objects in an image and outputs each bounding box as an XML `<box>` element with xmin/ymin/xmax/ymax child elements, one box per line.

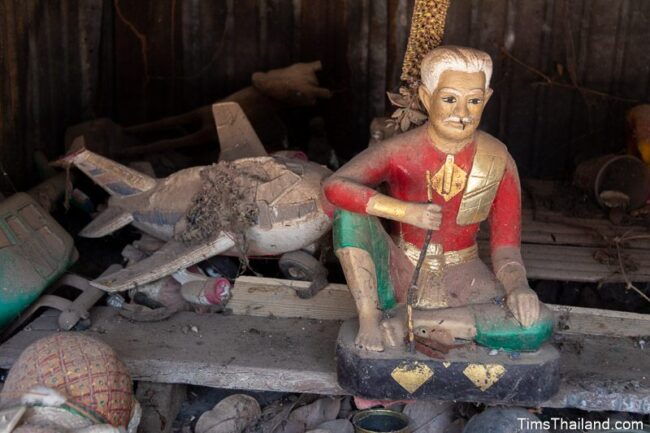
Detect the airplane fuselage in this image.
<box><xmin>111</xmin><ymin>157</ymin><xmax>332</xmax><ymax>256</ymax></box>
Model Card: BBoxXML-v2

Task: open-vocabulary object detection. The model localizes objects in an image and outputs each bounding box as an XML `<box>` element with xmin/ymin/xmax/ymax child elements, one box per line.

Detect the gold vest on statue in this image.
<box><xmin>456</xmin><ymin>131</ymin><xmax>509</xmax><ymax>226</ymax></box>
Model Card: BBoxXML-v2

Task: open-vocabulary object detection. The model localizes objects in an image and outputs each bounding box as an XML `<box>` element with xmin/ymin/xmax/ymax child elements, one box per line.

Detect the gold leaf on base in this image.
<box><xmin>463</xmin><ymin>364</ymin><xmax>506</xmax><ymax>391</ymax></box>
<box><xmin>390</xmin><ymin>362</ymin><xmax>434</xmax><ymax>394</ymax></box>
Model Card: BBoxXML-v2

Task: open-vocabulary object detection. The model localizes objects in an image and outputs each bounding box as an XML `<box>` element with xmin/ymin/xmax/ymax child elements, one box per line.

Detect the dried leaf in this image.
<box><xmin>387</xmin><ymin>92</ymin><xmax>409</xmax><ymax>108</ymax></box>
<box><xmin>410</xmin><ymin>99</ymin><xmax>424</xmax><ymax>111</ymax></box>
<box><xmin>407</xmin><ymin>109</ymin><xmax>428</xmax><ymax>124</ymax></box>
<box><xmin>399</xmin><ymin>115</ymin><xmax>411</xmax><ymax>132</ymax></box>
<box><xmin>391</xmin><ymin>108</ymin><xmax>404</xmax><ymax>119</ymax></box>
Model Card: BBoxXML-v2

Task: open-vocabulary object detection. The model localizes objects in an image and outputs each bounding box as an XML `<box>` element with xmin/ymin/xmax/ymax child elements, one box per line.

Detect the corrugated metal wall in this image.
<box><xmin>1</xmin><ymin>0</ymin><xmax>649</xmax><ymax>192</ymax></box>
<box><xmin>0</xmin><ymin>0</ymin><xmax>110</xmax><ymax>192</ymax></box>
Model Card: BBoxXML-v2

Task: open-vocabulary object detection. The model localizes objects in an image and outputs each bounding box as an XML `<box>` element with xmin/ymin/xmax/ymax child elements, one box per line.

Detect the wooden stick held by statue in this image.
<box><xmin>406</xmin><ymin>170</ymin><xmax>434</xmax><ymax>353</ymax></box>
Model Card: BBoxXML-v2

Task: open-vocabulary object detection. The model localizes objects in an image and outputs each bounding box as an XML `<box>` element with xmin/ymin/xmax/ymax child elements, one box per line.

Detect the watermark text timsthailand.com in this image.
<box><xmin>518</xmin><ymin>417</ymin><xmax>645</xmax><ymax>431</ymax></box>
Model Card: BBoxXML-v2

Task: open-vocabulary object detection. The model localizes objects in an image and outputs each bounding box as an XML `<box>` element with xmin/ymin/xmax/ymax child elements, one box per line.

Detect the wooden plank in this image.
<box><xmin>230</xmin><ymin>276</ymin><xmax>650</xmax><ymax>338</ymax></box>
<box><xmin>519</xmin><ymin>181</ymin><xmax>650</xmax><ymax>250</ymax></box>
<box><xmin>521</xmin><ymin>214</ymin><xmax>650</xmax><ymax>237</ymax></box>
<box><xmin>479</xmin><ymin>241</ymin><xmax>650</xmax><ymax>282</ymax></box>
<box><xmin>548</xmin><ymin>304</ymin><xmax>650</xmax><ymax>338</ymax></box>
<box><xmin>0</xmin><ymin>308</ymin><xmax>344</xmax><ymax>395</ymax></box>
<box><xmin>230</xmin><ymin>276</ymin><xmax>357</xmax><ymax>320</ymax></box>
<box><xmin>478</xmin><ymin>240</ymin><xmax>650</xmax><ymax>282</ymax></box>
<box><xmin>478</xmin><ymin>212</ymin><xmax>650</xmax><ymax>250</ymax></box>
<box><xmin>0</xmin><ymin>308</ymin><xmax>648</xmax><ymax>413</ymax></box>
<box><xmin>543</xmin><ymin>334</ymin><xmax>650</xmax><ymax>413</ymax></box>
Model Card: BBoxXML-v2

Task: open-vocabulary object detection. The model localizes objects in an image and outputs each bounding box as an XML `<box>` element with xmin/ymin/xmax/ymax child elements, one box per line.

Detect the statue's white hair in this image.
<box><xmin>420</xmin><ymin>46</ymin><xmax>493</xmax><ymax>92</ymax></box>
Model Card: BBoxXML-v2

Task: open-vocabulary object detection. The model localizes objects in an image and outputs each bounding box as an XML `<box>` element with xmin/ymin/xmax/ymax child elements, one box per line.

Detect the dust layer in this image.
<box><xmin>178</xmin><ymin>161</ymin><xmax>269</xmax><ymax>245</ymax></box>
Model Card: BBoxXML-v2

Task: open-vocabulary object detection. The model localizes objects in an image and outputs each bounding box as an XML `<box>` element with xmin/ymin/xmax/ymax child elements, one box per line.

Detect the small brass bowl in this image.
<box><xmin>352</xmin><ymin>409</ymin><xmax>411</xmax><ymax>433</ymax></box>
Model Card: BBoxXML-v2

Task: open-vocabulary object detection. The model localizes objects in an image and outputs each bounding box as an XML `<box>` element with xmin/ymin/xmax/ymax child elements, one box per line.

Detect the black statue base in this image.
<box><xmin>336</xmin><ymin>320</ymin><xmax>560</xmax><ymax>405</ymax></box>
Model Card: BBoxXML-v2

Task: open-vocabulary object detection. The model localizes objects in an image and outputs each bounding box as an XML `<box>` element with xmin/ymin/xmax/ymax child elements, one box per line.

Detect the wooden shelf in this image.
<box><xmin>1</xmin><ymin>281</ymin><xmax>649</xmax><ymax>413</ymax></box>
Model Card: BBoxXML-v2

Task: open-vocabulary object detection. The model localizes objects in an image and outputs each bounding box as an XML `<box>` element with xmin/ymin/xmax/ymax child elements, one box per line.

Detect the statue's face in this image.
<box><xmin>419</xmin><ymin>70</ymin><xmax>492</xmax><ymax>143</ymax></box>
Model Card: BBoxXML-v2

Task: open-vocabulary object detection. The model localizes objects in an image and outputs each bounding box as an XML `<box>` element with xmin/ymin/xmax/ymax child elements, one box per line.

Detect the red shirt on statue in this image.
<box><xmin>323</xmin><ymin>125</ymin><xmax>521</xmax><ymax>254</ymax></box>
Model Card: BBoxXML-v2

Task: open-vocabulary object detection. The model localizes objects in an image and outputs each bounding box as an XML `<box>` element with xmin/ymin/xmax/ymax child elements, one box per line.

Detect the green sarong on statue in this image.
<box><xmin>333</xmin><ymin>210</ymin><xmax>396</xmax><ymax>310</ymax></box>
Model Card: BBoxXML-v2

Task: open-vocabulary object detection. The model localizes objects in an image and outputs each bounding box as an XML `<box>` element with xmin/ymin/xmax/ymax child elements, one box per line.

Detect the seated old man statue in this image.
<box><xmin>323</xmin><ymin>46</ymin><xmax>553</xmax><ymax>353</ymax></box>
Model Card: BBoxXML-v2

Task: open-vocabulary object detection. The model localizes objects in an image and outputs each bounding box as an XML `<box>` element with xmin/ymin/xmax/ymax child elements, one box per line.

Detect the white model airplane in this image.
<box><xmin>58</xmin><ymin>102</ymin><xmax>333</xmax><ymax>297</ymax></box>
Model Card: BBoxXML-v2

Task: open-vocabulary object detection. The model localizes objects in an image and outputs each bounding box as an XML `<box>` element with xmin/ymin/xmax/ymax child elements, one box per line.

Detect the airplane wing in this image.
<box><xmin>212</xmin><ymin>102</ymin><xmax>268</xmax><ymax>161</ymax></box>
<box><xmin>56</xmin><ymin>136</ymin><xmax>158</xmax><ymax>197</ymax></box>
<box><xmin>90</xmin><ymin>234</ymin><xmax>236</xmax><ymax>292</ymax></box>
<box><xmin>79</xmin><ymin>206</ymin><xmax>133</xmax><ymax>238</ymax></box>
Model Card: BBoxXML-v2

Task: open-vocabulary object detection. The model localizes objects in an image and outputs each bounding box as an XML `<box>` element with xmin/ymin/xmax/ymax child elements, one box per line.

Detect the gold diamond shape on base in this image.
<box><xmin>390</xmin><ymin>362</ymin><xmax>433</xmax><ymax>394</ymax></box>
<box><xmin>463</xmin><ymin>364</ymin><xmax>506</xmax><ymax>391</ymax></box>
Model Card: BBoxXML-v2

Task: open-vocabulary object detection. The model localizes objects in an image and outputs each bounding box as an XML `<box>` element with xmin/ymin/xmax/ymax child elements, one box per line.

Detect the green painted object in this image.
<box><xmin>333</xmin><ymin>210</ymin><xmax>396</xmax><ymax>310</ymax></box>
<box><xmin>0</xmin><ymin>193</ymin><xmax>77</xmax><ymax>329</ymax></box>
<box><xmin>473</xmin><ymin>304</ymin><xmax>555</xmax><ymax>352</ymax></box>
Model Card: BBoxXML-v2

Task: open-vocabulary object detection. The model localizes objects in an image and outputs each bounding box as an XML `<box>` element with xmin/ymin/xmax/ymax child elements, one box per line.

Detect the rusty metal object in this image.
<box><xmin>575</xmin><ymin>154</ymin><xmax>650</xmax><ymax>210</ymax></box>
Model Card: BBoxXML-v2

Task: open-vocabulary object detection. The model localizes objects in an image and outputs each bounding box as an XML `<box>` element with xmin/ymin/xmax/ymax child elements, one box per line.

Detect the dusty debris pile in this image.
<box><xmin>179</xmin><ymin>161</ymin><xmax>269</xmax><ymax>244</ymax></box>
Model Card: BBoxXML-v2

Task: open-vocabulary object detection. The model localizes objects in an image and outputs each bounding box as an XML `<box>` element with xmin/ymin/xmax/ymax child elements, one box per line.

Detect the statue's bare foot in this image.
<box><xmin>355</xmin><ymin>322</ymin><xmax>384</xmax><ymax>351</ymax></box>
<box><xmin>380</xmin><ymin>316</ymin><xmax>406</xmax><ymax>348</ymax></box>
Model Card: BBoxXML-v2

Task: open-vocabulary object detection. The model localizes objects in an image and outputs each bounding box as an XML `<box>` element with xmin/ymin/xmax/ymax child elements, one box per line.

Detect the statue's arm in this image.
<box><xmin>323</xmin><ymin>142</ymin><xmax>441</xmax><ymax>229</ymax></box>
<box><xmin>489</xmin><ymin>157</ymin><xmax>540</xmax><ymax>326</ymax></box>
<box><xmin>489</xmin><ymin>157</ymin><xmax>524</xmax><ymax>282</ymax></box>
<box><xmin>323</xmin><ymin>143</ymin><xmax>393</xmax><ymax>215</ymax></box>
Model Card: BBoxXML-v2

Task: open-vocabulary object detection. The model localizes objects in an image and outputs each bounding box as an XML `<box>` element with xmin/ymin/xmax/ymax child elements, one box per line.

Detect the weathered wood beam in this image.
<box><xmin>231</xmin><ymin>276</ymin><xmax>650</xmax><ymax>338</ymax></box>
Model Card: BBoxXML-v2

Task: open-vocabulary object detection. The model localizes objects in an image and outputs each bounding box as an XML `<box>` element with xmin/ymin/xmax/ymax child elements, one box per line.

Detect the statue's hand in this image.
<box><xmin>506</xmin><ymin>286</ymin><xmax>540</xmax><ymax>327</ymax></box>
<box><xmin>403</xmin><ymin>203</ymin><xmax>442</xmax><ymax>230</ymax></box>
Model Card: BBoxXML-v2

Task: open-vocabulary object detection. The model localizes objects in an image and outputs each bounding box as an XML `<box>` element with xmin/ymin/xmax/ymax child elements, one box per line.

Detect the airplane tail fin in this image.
<box><xmin>213</xmin><ymin>102</ymin><xmax>268</xmax><ymax>161</ymax></box>
<box><xmin>53</xmin><ymin>136</ymin><xmax>157</xmax><ymax>197</ymax></box>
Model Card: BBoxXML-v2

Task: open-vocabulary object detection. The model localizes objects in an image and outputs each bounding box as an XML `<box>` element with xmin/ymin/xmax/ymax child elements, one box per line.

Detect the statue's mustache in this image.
<box><xmin>444</xmin><ymin>116</ymin><xmax>473</xmax><ymax>130</ymax></box>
